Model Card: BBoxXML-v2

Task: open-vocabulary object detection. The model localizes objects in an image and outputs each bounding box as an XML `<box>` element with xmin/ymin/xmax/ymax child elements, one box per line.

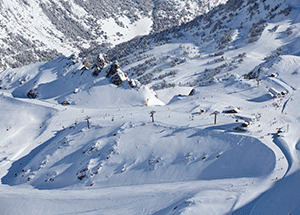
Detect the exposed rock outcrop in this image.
<box><xmin>27</xmin><ymin>89</ymin><xmax>39</xmax><ymax>99</ymax></box>
<box><xmin>106</xmin><ymin>60</ymin><xmax>141</xmax><ymax>87</ymax></box>
<box><xmin>92</xmin><ymin>54</ymin><xmax>109</xmax><ymax>76</ymax></box>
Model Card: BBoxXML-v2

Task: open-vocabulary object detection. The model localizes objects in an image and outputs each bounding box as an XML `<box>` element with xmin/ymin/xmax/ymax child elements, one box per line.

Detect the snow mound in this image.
<box><xmin>2</xmin><ymin>123</ymin><xmax>275</xmax><ymax>189</ymax></box>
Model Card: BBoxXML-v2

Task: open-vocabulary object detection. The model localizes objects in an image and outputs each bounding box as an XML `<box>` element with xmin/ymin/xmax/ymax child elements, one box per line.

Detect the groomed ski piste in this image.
<box><xmin>0</xmin><ymin>0</ymin><xmax>299</xmax><ymax>214</ymax></box>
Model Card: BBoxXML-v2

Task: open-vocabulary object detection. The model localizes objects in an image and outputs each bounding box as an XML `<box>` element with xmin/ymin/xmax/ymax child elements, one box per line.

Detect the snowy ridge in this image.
<box><xmin>0</xmin><ymin>55</ymin><xmax>163</xmax><ymax>108</ymax></box>
<box><xmin>107</xmin><ymin>0</ymin><xmax>300</xmax><ymax>90</ymax></box>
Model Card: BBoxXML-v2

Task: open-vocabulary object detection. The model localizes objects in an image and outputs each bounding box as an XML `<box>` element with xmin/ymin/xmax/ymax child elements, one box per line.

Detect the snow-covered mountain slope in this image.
<box><xmin>0</xmin><ymin>0</ymin><xmax>227</xmax><ymax>70</ymax></box>
<box><xmin>0</xmin><ymin>55</ymin><xmax>163</xmax><ymax>108</ymax></box>
<box><xmin>0</xmin><ymin>50</ymin><xmax>299</xmax><ymax>214</ymax></box>
<box><xmin>107</xmin><ymin>0</ymin><xmax>299</xmax><ymax>90</ymax></box>
<box><xmin>0</xmin><ymin>0</ymin><xmax>299</xmax><ymax>214</ymax></box>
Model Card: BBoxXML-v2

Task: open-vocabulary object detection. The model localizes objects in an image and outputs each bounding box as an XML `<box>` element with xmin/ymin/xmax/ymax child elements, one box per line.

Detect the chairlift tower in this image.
<box><xmin>85</xmin><ymin>116</ymin><xmax>91</xmax><ymax>129</ymax></box>
<box><xmin>211</xmin><ymin>111</ymin><xmax>220</xmax><ymax>125</ymax></box>
<box><xmin>150</xmin><ymin>111</ymin><xmax>156</xmax><ymax>123</ymax></box>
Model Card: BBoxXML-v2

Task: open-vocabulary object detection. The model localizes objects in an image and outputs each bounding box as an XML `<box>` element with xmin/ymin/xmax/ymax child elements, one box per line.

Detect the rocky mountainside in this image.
<box><xmin>0</xmin><ymin>0</ymin><xmax>227</xmax><ymax>70</ymax></box>
<box><xmin>105</xmin><ymin>0</ymin><xmax>299</xmax><ymax>90</ymax></box>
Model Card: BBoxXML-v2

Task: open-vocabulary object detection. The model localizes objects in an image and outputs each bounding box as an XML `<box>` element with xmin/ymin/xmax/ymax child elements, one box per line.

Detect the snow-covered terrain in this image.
<box><xmin>0</xmin><ymin>0</ymin><xmax>299</xmax><ymax>214</ymax></box>
<box><xmin>0</xmin><ymin>0</ymin><xmax>227</xmax><ymax>70</ymax></box>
